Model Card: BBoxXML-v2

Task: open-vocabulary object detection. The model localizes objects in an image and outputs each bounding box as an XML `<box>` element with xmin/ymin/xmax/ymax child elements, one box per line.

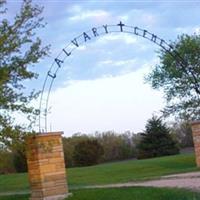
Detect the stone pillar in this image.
<box><xmin>26</xmin><ymin>132</ymin><xmax>69</xmax><ymax>200</ymax></box>
<box><xmin>191</xmin><ymin>121</ymin><xmax>200</xmax><ymax>167</ymax></box>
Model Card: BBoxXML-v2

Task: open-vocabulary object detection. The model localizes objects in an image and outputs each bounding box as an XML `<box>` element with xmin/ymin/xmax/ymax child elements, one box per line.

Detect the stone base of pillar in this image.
<box><xmin>191</xmin><ymin>121</ymin><xmax>200</xmax><ymax>167</ymax></box>
<box><xmin>26</xmin><ymin>132</ymin><xmax>69</xmax><ymax>200</ymax></box>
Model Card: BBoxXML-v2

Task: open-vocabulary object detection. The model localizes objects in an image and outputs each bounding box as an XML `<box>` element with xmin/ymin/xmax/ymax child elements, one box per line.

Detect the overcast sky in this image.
<box><xmin>6</xmin><ymin>0</ymin><xmax>200</xmax><ymax>136</ymax></box>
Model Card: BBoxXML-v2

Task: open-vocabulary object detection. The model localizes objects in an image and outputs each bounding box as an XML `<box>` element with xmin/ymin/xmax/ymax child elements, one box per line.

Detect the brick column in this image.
<box><xmin>191</xmin><ymin>121</ymin><xmax>200</xmax><ymax>167</ymax></box>
<box><xmin>26</xmin><ymin>132</ymin><xmax>69</xmax><ymax>200</ymax></box>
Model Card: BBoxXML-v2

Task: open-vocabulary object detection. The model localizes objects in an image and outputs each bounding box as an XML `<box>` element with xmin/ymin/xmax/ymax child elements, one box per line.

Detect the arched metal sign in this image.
<box><xmin>39</xmin><ymin>21</ymin><xmax>190</xmax><ymax>133</ymax></box>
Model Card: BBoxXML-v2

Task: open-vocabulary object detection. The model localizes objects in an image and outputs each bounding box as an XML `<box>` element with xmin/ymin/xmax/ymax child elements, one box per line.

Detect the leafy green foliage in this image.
<box><xmin>63</xmin><ymin>134</ymin><xmax>89</xmax><ymax>167</ymax></box>
<box><xmin>96</xmin><ymin>131</ymin><xmax>135</xmax><ymax>162</ymax></box>
<box><xmin>137</xmin><ymin>116</ymin><xmax>179</xmax><ymax>159</ymax></box>
<box><xmin>0</xmin><ymin>150</ymin><xmax>16</xmax><ymax>174</ymax></box>
<box><xmin>12</xmin><ymin>150</ymin><xmax>27</xmax><ymax>173</ymax></box>
<box><xmin>0</xmin><ymin>0</ymin><xmax>49</xmax><ymax>146</ymax></box>
<box><xmin>146</xmin><ymin>34</ymin><xmax>200</xmax><ymax>120</ymax></box>
<box><xmin>73</xmin><ymin>139</ymin><xmax>104</xmax><ymax>166</ymax></box>
<box><xmin>63</xmin><ymin>132</ymin><xmax>136</xmax><ymax>168</ymax></box>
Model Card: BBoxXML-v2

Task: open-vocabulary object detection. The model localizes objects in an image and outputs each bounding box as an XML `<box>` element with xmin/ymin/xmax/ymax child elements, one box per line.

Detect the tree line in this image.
<box><xmin>0</xmin><ymin>117</ymin><xmax>193</xmax><ymax>173</ymax></box>
<box><xmin>63</xmin><ymin>117</ymin><xmax>193</xmax><ymax>167</ymax></box>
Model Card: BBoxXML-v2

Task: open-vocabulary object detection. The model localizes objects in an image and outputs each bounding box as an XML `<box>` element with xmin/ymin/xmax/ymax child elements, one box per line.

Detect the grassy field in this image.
<box><xmin>1</xmin><ymin>187</ymin><xmax>200</xmax><ymax>200</ymax></box>
<box><xmin>69</xmin><ymin>153</ymin><xmax>197</xmax><ymax>188</ymax></box>
<box><xmin>0</xmin><ymin>153</ymin><xmax>197</xmax><ymax>193</ymax></box>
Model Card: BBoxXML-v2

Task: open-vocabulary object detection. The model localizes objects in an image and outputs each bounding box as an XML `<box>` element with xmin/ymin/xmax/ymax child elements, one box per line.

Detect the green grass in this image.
<box><xmin>68</xmin><ymin>187</ymin><xmax>200</xmax><ymax>200</ymax></box>
<box><xmin>68</xmin><ymin>153</ymin><xmax>197</xmax><ymax>188</ymax></box>
<box><xmin>0</xmin><ymin>153</ymin><xmax>198</xmax><ymax>193</ymax></box>
<box><xmin>0</xmin><ymin>195</ymin><xmax>29</xmax><ymax>200</ymax></box>
<box><xmin>1</xmin><ymin>187</ymin><xmax>200</xmax><ymax>200</ymax></box>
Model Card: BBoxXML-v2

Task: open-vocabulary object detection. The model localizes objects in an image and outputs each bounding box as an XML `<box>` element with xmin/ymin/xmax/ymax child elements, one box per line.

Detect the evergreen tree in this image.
<box><xmin>137</xmin><ymin>116</ymin><xmax>179</xmax><ymax>159</ymax></box>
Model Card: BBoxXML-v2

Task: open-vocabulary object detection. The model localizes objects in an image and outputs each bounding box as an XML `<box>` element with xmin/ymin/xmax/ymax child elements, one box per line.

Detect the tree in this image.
<box><xmin>0</xmin><ymin>149</ymin><xmax>16</xmax><ymax>174</ymax></box>
<box><xmin>96</xmin><ymin>131</ymin><xmax>135</xmax><ymax>162</ymax></box>
<box><xmin>170</xmin><ymin>121</ymin><xmax>193</xmax><ymax>148</ymax></box>
<box><xmin>12</xmin><ymin>149</ymin><xmax>27</xmax><ymax>172</ymax></box>
<box><xmin>137</xmin><ymin>116</ymin><xmax>179</xmax><ymax>159</ymax></box>
<box><xmin>0</xmin><ymin>0</ymin><xmax>49</xmax><ymax>147</ymax></box>
<box><xmin>62</xmin><ymin>134</ymin><xmax>89</xmax><ymax>167</ymax></box>
<box><xmin>73</xmin><ymin>139</ymin><xmax>104</xmax><ymax>166</ymax></box>
<box><xmin>146</xmin><ymin>34</ymin><xmax>200</xmax><ymax>120</ymax></box>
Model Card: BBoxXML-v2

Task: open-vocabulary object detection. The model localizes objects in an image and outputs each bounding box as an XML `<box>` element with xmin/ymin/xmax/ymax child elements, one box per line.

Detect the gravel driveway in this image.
<box><xmin>83</xmin><ymin>171</ymin><xmax>200</xmax><ymax>191</ymax></box>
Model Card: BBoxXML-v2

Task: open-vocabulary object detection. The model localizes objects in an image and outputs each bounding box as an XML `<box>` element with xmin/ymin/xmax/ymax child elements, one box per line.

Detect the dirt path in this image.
<box><xmin>1</xmin><ymin>171</ymin><xmax>200</xmax><ymax>196</ymax></box>
<box><xmin>82</xmin><ymin>172</ymin><xmax>200</xmax><ymax>191</ymax></box>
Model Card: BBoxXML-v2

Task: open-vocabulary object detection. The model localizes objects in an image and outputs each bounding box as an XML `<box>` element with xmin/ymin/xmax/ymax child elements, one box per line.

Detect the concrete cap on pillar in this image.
<box><xmin>190</xmin><ymin>120</ymin><xmax>200</xmax><ymax>125</ymax></box>
<box><xmin>38</xmin><ymin>131</ymin><xmax>64</xmax><ymax>136</ymax></box>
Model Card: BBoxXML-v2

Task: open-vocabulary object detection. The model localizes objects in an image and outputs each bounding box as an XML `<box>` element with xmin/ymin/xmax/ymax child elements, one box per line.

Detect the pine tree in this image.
<box><xmin>137</xmin><ymin>116</ymin><xmax>179</xmax><ymax>159</ymax></box>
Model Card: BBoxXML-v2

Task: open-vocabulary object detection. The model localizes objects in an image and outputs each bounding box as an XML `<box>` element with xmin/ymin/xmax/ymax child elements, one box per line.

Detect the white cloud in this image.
<box><xmin>69</xmin><ymin>10</ymin><xmax>111</xmax><ymax>22</ymax></box>
<box><xmin>67</xmin><ymin>5</ymin><xmax>82</xmax><ymax>14</ymax></box>
<box><xmin>97</xmin><ymin>59</ymin><xmax>136</xmax><ymax>67</ymax></box>
<box><xmin>87</xmin><ymin>32</ymin><xmax>151</xmax><ymax>54</ymax></box>
<box><xmin>47</xmin><ymin>65</ymin><xmax>164</xmax><ymax>136</ymax></box>
<box><xmin>141</xmin><ymin>13</ymin><xmax>157</xmax><ymax>27</ymax></box>
<box><xmin>119</xmin><ymin>14</ymin><xmax>129</xmax><ymax>22</ymax></box>
<box><xmin>97</xmin><ymin>34</ymin><xmax>138</xmax><ymax>45</ymax></box>
<box><xmin>175</xmin><ymin>26</ymin><xmax>200</xmax><ymax>34</ymax></box>
<box><xmin>120</xmin><ymin>9</ymin><xmax>158</xmax><ymax>29</ymax></box>
<box><xmin>95</xmin><ymin>58</ymin><xmax>137</xmax><ymax>74</ymax></box>
<box><xmin>77</xmin><ymin>45</ymin><xmax>87</xmax><ymax>51</ymax></box>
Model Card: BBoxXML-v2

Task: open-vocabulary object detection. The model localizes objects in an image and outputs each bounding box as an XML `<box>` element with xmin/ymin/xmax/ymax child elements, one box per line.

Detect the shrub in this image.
<box><xmin>73</xmin><ymin>139</ymin><xmax>104</xmax><ymax>166</ymax></box>
<box><xmin>0</xmin><ymin>150</ymin><xmax>16</xmax><ymax>174</ymax></box>
<box><xmin>63</xmin><ymin>134</ymin><xmax>89</xmax><ymax>167</ymax></box>
<box><xmin>13</xmin><ymin>150</ymin><xmax>27</xmax><ymax>173</ymax></box>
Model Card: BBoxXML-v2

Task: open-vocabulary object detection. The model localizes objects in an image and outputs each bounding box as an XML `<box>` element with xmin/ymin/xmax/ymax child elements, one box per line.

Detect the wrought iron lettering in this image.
<box><xmin>48</xmin><ymin>71</ymin><xmax>56</xmax><ymax>79</ymax></box>
<box><xmin>103</xmin><ymin>25</ymin><xmax>108</xmax><ymax>33</ymax></box>
<box><xmin>62</xmin><ymin>49</ymin><xmax>71</xmax><ymax>56</ymax></box>
<box><xmin>92</xmin><ymin>27</ymin><xmax>99</xmax><ymax>37</ymax></box>
<box><xmin>143</xmin><ymin>30</ymin><xmax>147</xmax><ymax>38</ymax></box>
<box><xmin>151</xmin><ymin>34</ymin><xmax>157</xmax><ymax>43</ymax></box>
<box><xmin>71</xmin><ymin>38</ymin><xmax>79</xmax><ymax>47</ymax></box>
<box><xmin>83</xmin><ymin>32</ymin><xmax>91</xmax><ymax>42</ymax></box>
<box><xmin>134</xmin><ymin>27</ymin><xmax>139</xmax><ymax>35</ymax></box>
<box><xmin>160</xmin><ymin>39</ymin><xmax>165</xmax><ymax>48</ymax></box>
<box><xmin>117</xmin><ymin>21</ymin><xmax>125</xmax><ymax>32</ymax></box>
<box><xmin>55</xmin><ymin>58</ymin><xmax>64</xmax><ymax>68</ymax></box>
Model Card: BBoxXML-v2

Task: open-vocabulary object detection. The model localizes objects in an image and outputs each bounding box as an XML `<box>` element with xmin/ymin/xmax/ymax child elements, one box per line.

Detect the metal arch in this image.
<box><xmin>38</xmin><ymin>21</ymin><xmax>191</xmax><ymax>133</ymax></box>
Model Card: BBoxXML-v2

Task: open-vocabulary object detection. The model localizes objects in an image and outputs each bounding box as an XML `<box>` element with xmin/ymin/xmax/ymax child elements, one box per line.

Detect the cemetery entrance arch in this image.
<box><xmin>38</xmin><ymin>21</ymin><xmax>192</xmax><ymax>133</ymax></box>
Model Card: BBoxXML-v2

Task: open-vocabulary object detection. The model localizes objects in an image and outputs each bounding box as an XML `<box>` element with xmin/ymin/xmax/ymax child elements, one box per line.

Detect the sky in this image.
<box><xmin>5</xmin><ymin>0</ymin><xmax>200</xmax><ymax>136</ymax></box>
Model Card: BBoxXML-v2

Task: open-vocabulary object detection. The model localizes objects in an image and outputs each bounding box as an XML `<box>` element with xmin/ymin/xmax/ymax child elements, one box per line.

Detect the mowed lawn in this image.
<box><xmin>1</xmin><ymin>187</ymin><xmax>200</xmax><ymax>200</ymax></box>
<box><xmin>0</xmin><ymin>153</ymin><xmax>198</xmax><ymax>193</ymax></box>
